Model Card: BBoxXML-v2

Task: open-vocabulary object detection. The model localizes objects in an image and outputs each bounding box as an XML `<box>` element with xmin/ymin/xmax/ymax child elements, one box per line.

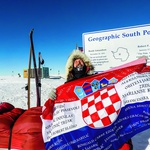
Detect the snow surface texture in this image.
<box><xmin>0</xmin><ymin>76</ymin><xmax>150</xmax><ymax>150</ymax></box>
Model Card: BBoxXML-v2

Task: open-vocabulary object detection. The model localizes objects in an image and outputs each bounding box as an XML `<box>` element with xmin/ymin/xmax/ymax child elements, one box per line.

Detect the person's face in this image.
<box><xmin>73</xmin><ymin>58</ymin><xmax>84</xmax><ymax>68</ymax></box>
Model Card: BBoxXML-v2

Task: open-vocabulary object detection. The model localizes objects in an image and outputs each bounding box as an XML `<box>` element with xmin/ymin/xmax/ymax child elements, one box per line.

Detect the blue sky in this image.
<box><xmin>0</xmin><ymin>0</ymin><xmax>150</xmax><ymax>76</ymax></box>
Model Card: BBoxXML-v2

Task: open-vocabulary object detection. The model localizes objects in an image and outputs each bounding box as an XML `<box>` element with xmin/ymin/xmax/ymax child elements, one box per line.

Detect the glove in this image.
<box><xmin>48</xmin><ymin>88</ymin><xmax>57</xmax><ymax>100</ymax></box>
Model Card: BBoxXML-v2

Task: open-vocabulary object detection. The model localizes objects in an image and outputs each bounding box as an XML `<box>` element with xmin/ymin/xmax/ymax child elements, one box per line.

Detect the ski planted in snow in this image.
<box><xmin>27</xmin><ymin>44</ymin><xmax>32</xmax><ymax>109</ymax></box>
<box><xmin>30</xmin><ymin>29</ymin><xmax>41</xmax><ymax>107</ymax></box>
<box><xmin>26</xmin><ymin>29</ymin><xmax>41</xmax><ymax>108</ymax></box>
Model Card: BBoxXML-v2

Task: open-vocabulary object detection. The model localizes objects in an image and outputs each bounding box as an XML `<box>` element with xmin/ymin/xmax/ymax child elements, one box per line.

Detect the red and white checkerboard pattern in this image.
<box><xmin>81</xmin><ymin>85</ymin><xmax>121</xmax><ymax>128</ymax></box>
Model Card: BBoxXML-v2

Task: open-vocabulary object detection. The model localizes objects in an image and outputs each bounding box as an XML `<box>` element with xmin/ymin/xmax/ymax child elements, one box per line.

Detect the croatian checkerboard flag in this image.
<box><xmin>41</xmin><ymin>57</ymin><xmax>150</xmax><ymax>150</ymax></box>
<box><xmin>81</xmin><ymin>85</ymin><xmax>121</xmax><ymax>128</ymax></box>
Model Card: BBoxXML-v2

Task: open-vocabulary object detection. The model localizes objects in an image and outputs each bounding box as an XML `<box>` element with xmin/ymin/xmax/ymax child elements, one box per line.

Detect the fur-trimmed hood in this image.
<box><xmin>65</xmin><ymin>49</ymin><xmax>94</xmax><ymax>82</ymax></box>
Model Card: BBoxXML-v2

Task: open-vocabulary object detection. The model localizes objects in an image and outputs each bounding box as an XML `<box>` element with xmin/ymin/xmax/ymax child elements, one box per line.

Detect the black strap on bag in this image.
<box><xmin>127</xmin><ymin>139</ymin><xmax>133</xmax><ymax>150</ymax></box>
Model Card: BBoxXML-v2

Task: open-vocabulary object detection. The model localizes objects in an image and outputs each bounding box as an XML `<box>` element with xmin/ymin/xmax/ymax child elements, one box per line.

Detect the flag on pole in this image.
<box><xmin>76</xmin><ymin>44</ymin><xmax>83</xmax><ymax>52</ymax></box>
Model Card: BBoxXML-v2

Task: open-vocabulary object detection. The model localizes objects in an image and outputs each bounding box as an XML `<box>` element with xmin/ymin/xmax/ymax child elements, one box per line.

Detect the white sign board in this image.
<box><xmin>83</xmin><ymin>24</ymin><xmax>150</xmax><ymax>72</ymax></box>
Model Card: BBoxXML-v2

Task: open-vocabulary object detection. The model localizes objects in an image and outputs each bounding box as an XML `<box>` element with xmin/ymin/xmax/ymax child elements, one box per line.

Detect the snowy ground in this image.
<box><xmin>0</xmin><ymin>76</ymin><xmax>150</xmax><ymax>150</ymax></box>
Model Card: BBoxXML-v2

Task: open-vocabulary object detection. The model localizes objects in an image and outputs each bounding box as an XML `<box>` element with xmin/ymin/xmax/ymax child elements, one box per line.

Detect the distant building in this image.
<box><xmin>42</xmin><ymin>67</ymin><xmax>49</xmax><ymax>78</ymax></box>
<box><xmin>23</xmin><ymin>69</ymin><xmax>28</xmax><ymax>78</ymax></box>
<box><xmin>23</xmin><ymin>67</ymin><xmax>49</xmax><ymax>78</ymax></box>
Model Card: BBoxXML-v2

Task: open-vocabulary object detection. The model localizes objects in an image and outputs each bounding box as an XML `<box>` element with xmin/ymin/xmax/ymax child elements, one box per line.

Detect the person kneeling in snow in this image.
<box><xmin>49</xmin><ymin>49</ymin><xmax>133</xmax><ymax>150</ymax></box>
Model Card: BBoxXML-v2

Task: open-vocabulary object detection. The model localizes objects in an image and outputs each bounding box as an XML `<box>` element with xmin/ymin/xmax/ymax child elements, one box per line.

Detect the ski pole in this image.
<box><xmin>38</xmin><ymin>52</ymin><xmax>44</xmax><ymax>104</ymax></box>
